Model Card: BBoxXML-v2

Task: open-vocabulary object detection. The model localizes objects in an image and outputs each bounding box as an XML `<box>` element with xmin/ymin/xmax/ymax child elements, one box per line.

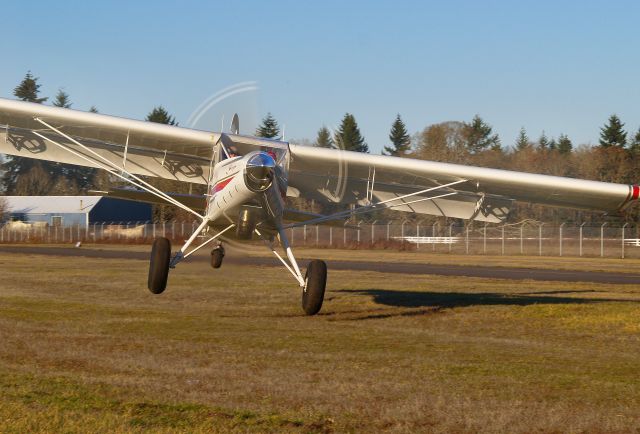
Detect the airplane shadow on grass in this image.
<box><xmin>328</xmin><ymin>289</ymin><xmax>637</xmax><ymax>320</ymax></box>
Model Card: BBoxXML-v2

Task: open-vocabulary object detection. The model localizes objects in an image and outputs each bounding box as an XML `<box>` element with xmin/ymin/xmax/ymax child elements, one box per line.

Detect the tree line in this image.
<box><xmin>3</xmin><ymin>71</ymin><xmax>639</xmax><ymax>223</ymax></box>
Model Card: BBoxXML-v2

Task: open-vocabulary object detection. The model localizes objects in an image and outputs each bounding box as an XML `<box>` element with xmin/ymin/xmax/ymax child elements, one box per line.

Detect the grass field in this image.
<box><xmin>1</xmin><ymin>248</ymin><xmax>640</xmax><ymax>432</ymax></box>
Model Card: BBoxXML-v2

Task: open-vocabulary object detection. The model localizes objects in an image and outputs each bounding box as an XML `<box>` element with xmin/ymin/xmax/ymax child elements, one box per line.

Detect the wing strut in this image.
<box><xmin>122</xmin><ymin>130</ymin><xmax>130</xmax><ymax>170</ymax></box>
<box><xmin>32</xmin><ymin>117</ymin><xmax>204</xmax><ymax>220</ymax></box>
<box><xmin>285</xmin><ymin>179</ymin><xmax>467</xmax><ymax>228</ymax></box>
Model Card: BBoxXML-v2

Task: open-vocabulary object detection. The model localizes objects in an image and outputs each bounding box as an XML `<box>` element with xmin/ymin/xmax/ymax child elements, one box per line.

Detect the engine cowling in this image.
<box><xmin>244</xmin><ymin>152</ymin><xmax>275</xmax><ymax>192</ymax></box>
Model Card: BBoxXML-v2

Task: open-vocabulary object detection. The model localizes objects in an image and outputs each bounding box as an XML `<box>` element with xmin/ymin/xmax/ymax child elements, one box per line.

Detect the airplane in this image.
<box><xmin>0</xmin><ymin>97</ymin><xmax>638</xmax><ymax>315</ymax></box>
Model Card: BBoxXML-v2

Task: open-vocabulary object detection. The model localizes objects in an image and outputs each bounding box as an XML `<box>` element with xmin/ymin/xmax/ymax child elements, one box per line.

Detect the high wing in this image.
<box><xmin>287</xmin><ymin>145</ymin><xmax>639</xmax><ymax>223</ymax></box>
<box><xmin>1</xmin><ymin>97</ymin><xmax>638</xmax><ymax>224</ymax></box>
<box><xmin>0</xmin><ymin>98</ymin><xmax>286</xmax><ymax>185</ymax></box>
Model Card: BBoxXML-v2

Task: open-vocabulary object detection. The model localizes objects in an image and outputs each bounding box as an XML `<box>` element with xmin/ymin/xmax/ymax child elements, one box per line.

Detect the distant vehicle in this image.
<box><xmin>0</xmin><ymin>98</ymin><xmax>637</xmax><ymax>315</ymax></box>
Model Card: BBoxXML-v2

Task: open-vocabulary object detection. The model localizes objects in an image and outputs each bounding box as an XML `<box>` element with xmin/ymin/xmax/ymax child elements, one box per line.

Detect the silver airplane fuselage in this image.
<box><xmin>205</xmin><ymin>151</ymin><xmax>286</xmax><ymax>235</ymax></box>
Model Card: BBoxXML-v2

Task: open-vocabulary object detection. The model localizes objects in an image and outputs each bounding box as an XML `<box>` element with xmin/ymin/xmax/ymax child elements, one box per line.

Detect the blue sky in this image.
<box><xmin>1</xmin><ymin>0</ymin><xmax>639</xmax><ymax>153</ymax></box>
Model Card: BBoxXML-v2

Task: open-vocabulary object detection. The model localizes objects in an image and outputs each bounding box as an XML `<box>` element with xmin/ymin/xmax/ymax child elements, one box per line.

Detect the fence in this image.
<box><xmin>286</xmin><ymin>221</ymin><xmax>640</xmax><ymax>259</ymax></box>
<box><xmin>1</xmin><ymin>220</ymin><xmax>639</xmax><ymax>259</ymax></box>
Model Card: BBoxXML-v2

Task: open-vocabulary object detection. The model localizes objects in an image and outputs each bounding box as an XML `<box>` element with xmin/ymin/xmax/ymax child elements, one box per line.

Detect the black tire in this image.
<box><xmin>211</xmin><ymin>246</ymin><xmax>224</xmax><ymax>269</ymax></box>
<box><xmin>302</xmin><ymin>260</ymin><xmax>327</xmax><ymax>315</ymax></box>
<box><xmin>148</xmin><ymin>237</ymin><xmax>171</xmax><ymax>294</ymax></box>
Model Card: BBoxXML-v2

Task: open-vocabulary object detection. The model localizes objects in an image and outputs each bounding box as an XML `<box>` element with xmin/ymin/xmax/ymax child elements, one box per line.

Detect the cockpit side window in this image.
<box><xmin>227</xmin><ymin>145</ymin><xmax>240</xmax><ymax>158</ymax></box>
<box><xmin>217</xmin><ymin>143</ymin><xmax>242</xmax><ymax>162</ymax></box>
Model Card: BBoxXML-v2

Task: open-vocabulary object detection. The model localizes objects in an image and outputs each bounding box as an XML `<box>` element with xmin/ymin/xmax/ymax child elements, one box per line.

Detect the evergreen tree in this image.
<box><xmin>515</xmin><ymin>127</ymin><xmax>530</xmax><ymax>151</ymax></box>
<box><xmin>538</xmin><ymin>131</ymin><xmax>549</xmax><ymax>149</ymax></box>
<box><xmin>548</xmin><ymin>138</ymin><xmax>557</xmax><ymax>151</ymax></box>
<box><xmin>463</xmin><ymin>115</ymin><xmax>500</xmax><ymax>154</ymax></box>
<box><xmin>383</xmin><ymin>114</ymin><xmax>411</xmax><ymax>156</ymax></box>
<box><xmin>52</xmin><ymin>89</ymin><xmax>72</xmax><ymax>108</ymax></box>
<box><xmin>146</xmin><ymin>106</ymin><xmax>177</xmax><ymax>125</ymax></box>
<box><xmin>490</xmin><ymin>142</ymin><xmax>503</xmax><ymax>152</ymax></box>
<box><xmin>334</xmin><ymin>113</ymin><xmax>368</xmax><ymax>153</ymax></box>
<box><xmin>599</xmin><ymin>114</ymin><xmax>627</xmax><ymax>148</ymax></box>
<box><xmin>557</xmin><ymin>134</ymin><xmax>573</xmax><ymax>154</ymax></box>
<box><xmin>13</xmin><ymin>71</ymin><xmax>48</xmax><ymax>103</ymax></box>
<box><xmin>314</xmin><ymin>126</ymin><xmax>334</xmax><ymax>148</ymax></box>
<box><xmin>3</xmin><ymin>72</ymin><xmax>50</xmax><ymax>193</ymax></box>
<box><xmin>255</xmin><ymin>113</ymin><xmax>280</xmax><ymax>138</ymax></box>
<box><xmin>89</xmin><ymin>106</ymin><xmax>99</xmax><ymax>113</ymax></box>
<box><xmin>629</xmin><ymin>127</ymin><xmax>640</xmax><ymax>155</ymax></box>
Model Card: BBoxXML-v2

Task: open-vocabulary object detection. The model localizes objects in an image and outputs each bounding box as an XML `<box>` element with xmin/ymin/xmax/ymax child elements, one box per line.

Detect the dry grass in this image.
<box><xmin>264</xmin><ymin>247</ymin><xmax>640</xmax><ymax>274</ymax></box>
<box><xmin>1</xmin><ymin>249</ymin><xmax>640</xmax><ymax>432</ymax></box>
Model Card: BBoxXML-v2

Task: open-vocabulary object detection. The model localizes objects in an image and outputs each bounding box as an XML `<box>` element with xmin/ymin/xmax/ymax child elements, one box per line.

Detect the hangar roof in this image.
<box><xmin>3</xmin><ymin>196</ymin><xmax>102</xmax><ymax>215</ymax></box>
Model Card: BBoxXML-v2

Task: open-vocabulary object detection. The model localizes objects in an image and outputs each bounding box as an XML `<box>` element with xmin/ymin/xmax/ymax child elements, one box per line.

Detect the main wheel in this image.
<box><xmin>210</xmin><ymin>246</ymin><xmax>225</xmax><ymax>269</ymax></box>
<box><xmin>302</xmin><ymin>260</ymin><xmax>327</xmax><ymax>315</ymax></box>
<box><xmin>148</xmin><ymin>237</ymin><xmax>171</xmax><ymax>294</ymax></box>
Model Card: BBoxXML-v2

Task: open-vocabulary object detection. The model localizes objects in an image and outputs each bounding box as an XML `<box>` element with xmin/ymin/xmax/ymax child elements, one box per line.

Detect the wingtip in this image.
<box><xmin>620</xmin><ymin>184</ymin><xmax>640</xmax><ymax>210</ymax></box>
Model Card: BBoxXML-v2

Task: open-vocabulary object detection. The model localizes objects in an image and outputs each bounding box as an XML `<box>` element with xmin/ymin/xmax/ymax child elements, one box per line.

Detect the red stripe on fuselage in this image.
<box><xmin>212</xmin><ymin>176</ymin><xmax>234</xmax><ymax>194</ymax></box>
<box><xmin>633</xmin><ymin>185</ymin><xmax>640</xmax><ymax>200</ymax></box>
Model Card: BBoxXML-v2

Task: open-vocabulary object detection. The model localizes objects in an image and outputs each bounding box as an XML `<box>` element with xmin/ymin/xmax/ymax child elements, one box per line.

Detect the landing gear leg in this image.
<box><xmin>255</xmin><ymin>227</ymin><xmax>328</xmax><ymax>316</ymax></box>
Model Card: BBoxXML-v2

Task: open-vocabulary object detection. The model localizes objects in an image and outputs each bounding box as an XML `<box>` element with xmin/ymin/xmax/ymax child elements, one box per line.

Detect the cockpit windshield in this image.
<box><xmin>213</xmin><ymin>134</ymin><xmax>290</xmax><ymax>174</ymax></box>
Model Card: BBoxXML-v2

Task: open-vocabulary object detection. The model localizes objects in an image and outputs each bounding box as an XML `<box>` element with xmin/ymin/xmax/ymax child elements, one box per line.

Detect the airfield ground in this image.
<box><xmin>1</xmin><ymin>246</ymin><xmax>640</xmax><ymax>432</ymax></box>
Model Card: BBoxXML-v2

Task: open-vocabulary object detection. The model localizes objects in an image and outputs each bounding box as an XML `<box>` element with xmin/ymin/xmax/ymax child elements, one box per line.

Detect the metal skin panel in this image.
<box><xmin>0</xmin><ymin>98</ymin><xmax>213</xmax><ymax>156</ymax></box>
<box><xmin>0</xmin><ymin>97</ymin><xmax>287</xmax><ymax>158</ymax></box>
<box><xmin>0</xmin><ymin>128</ymin><xmax>210</xmax><ymax>184</ymax></box>
<box><xmin>207</xmin><ymin>157</ymin><xmax>254</xmax><ymax>222</ymax></box>
<box><xmin>205</xmin><ymin>151</ymin><xmax>286</xmax><ymax>232</ymax></box>
<box><xmin>288</xmin><ymin>144</ymin><xmax>636</xmax><ymax>213</ymax></box>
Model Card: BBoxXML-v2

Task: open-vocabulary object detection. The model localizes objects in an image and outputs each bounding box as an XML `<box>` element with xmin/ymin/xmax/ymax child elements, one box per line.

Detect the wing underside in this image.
<box><xmin>0</xmin><ymin>98</ymin><xmax>287</xmax><ymax>185</ymax></box>
<box><xmin>0</xmin><ymin>126</ymin><xmax>211</xmax><ymax>184</ymax></box>
<box><xmin>288</xmin><ymin>144</ymin><xmax>638</xmax><ymax>222</ymax></box>
<box><xmin>0</xmin><ymin>97</ymin><xmax>637</xmax><ymax>223</ymax></box>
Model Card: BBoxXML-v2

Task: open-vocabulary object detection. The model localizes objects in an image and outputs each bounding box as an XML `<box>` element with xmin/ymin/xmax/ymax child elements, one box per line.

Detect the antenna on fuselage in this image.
<box><xmin>230</xmin><ymin>113</ymin><xmax>240</xmax><ymax>135</ymax></box>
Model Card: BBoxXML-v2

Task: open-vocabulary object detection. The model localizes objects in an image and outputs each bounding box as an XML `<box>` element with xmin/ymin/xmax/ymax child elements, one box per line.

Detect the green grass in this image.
<box><xmin>0</xmin><ymin>370</ymin><xmax>317</xmax><ymax>433</ymax></box>
<box><xmin>0</xmin><ymin>250</ymin><xmax>640</xmax><ymax>432</ymax></box>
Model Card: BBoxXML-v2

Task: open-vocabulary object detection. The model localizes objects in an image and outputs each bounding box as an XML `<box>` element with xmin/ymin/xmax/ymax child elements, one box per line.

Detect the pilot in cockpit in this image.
<box><xmin>224</xmin><ymin>145</ymin><xmax>240</xmax><ymax>159</ymax></box>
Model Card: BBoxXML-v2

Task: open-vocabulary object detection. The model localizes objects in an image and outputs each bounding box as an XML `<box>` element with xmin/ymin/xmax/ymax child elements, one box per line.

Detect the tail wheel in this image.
<box><xmin>302</xmin><ymin>260</ymin><xmax>327</xmax><ymax>315</ymax></box>
<box><xmin>148</xmin><ymin>237</ymin><xmax>171</xmax><ymax>294</ymax></box>
<box><xmin>211</xmin><ymin>246</ymin><xmax>225</xmax><ymax>269</ymax></box>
